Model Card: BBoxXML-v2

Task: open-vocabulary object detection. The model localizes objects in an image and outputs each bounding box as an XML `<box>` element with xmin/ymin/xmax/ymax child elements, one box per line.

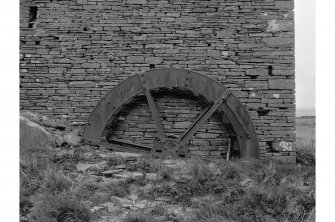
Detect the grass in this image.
<box><xmin>143</xmin><ymin>158</ymin><xmax>315</xmax><ymax>221</ymax></box>
<box><xmin>20</xmin><ymin>116</ymin><xmax>316</xmax><ymax>222</ymax></box>
<box><xmin>27</xmin><ymin>191</ymin><xmax>91</xmax><ymax>222</ymax></box>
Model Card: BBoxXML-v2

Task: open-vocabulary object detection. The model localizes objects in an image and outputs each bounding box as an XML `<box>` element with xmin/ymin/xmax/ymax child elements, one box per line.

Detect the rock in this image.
<box><xmin>63</xmin><ymin>132</ymin><xmax>81</xmax><ymax>146</ymax></box>
<box><xmin>42</xmin><ymin>119</ymin><xmax>67</xmax><ymax>130</ymax></box>
<box><xmin>102</xmin><ymin>169</ymin><xmax>124</xmax><ymax>175</ymax></box>
<box><xmin>268</xmin><ymin>79</ymin><xmax>295</xmax><ymax>89</ymax></box>
<box><xmin>69</xmin><ymin>81</ymin><xmax>96</xmax><ymax>88</ymax></box>
<box><xmin>173</xmin><ymin>121</ymin><xmax>192</xmax><ymax>129</ymax></box>
<box><xmin>55</xmin><ymin>134</ymin><xmax>64</xmax><ymax>146</ymax></box>
<box><xmin>262</xmin><ymin>37</ymin><xmax>294</xmax><ymax>48</ymax></box>
<box><xmin>126</xmin><ymin>56</ymin><xmax>144</xmax><ymax>63</ymax></box>
<box><xmin>133</xmin><ymin>200</ymin><xmax>148</xmax><ymax>209</ymax></box>
<box><xmin>145</xmin><ymin>173</ymin><xmax>159</xmax><ymax>181</ymax></box>
<box><xmin>145</xmin><ymin>57</ymin><xmax>163</xmax><ymax>64</ymax></box>
<box><xmin>20</xmin><ymin>111</ymin><xmax>40</xmax><ymax>123</ymax></box>
<box><xmin>275</xmin><ymin>1</ymin><xmax>294</xmax><ymax>10</ymax></box>
<box><xmin>110</xmin><ymin>196</ymin><xmax>133</xmax><ymax>208</ymax></box>
<box><xmin>91</xmin><ymin>206</ymin><xmax>104</xmax><ymax>213</ymax></box>
<box><xmin>113</xmin><ymin>152</ymin><xmax>142</xmax><ymax>160</ymax></box>
<box><xmin>246</xmin><ymin>69</ymin><xmax>268</xmax><ymax>76</ymax></box>
<box><xmin>101</xmin><ymin>202</ymin><xmax>119</xmax><ymax>213</ymax></box>
<box><xmin>240</xmin><ymin>178</ymin><xmax>254</xmax><ymax>189</ymax></box>
<box><xmin>20</xmin><ymin>116</ymin><xmax>54</xmax><ymax>156</ymax></box>
<box><xmin>266</xmin><ymin>20</ymin><xmax>294</xmax><ymax>33</ymax></box>
<box><xmin>126</xmin><ymin>0</ymin><xmax>147</xmax><ymax>4</ymax></box>
<box><xmin>113</xmin><ymin>171</ymin><xmax>143</xmax><ymax>180</ymax></box>
<box><xmin>76</xmin><ymin>163</ymin><xmax>95</xmax><ymax>172</ymax></box>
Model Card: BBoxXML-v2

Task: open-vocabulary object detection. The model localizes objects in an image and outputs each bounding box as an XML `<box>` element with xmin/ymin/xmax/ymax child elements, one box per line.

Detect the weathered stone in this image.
<box><xmin>126</xmin><ymin>0</ymin><xmax>147</xmax><ymax>4</ymax></box>
<box><xmin>69</xmin><ymin>81</ymin><xmax>96</xmax><ymax>88</ymax></box>
<box><xmin>113</xmin><ymin>152</ymin><xmax>142</xmax><ymax>160</ymax></box>
<box><xmin>216</xmin><ymin>30</ymin><xmax>233</xmax><ymax>37</ymax></box>
<box><xmin>55</xmin><ymin>134</ymin><xmax>64</xmax><ymax>146</ymax></box>
<box><xmin>207</xmin><ymin>50</ymin><xmax>221</xmax><ymax>57</ymax></box>
<box><xmin>101</xmin><ymin>202</ymin><xmax>119</xmax><ymax>213</ymax></box>
<box><xmin>173</xmin><ymin>121</ymin><xmax>192</xmax><ymax>129</ymax></box>
<box><xmin>145</xmin><ymin>173</ymin><xmax>159</xmax><ymax>181</ymax></box>
<box><xmin>110</xmin><ymin>196</ymin><xmax>133</xmax><ymax>208</ymax></box>
<box><xmin>63</xmin><ymin>132</ymin><xmax>81</xmax><ymax>146</ymax></box>
<box><xmin>42</xmin><ymin>119</ymin><xmax>67</xmax><ymax>130</ymax></box>
<box><xmin>126</xmin><ymin>56</ymin><xmax>144</xmax><ymax>63</ymax></box>
<box><xmin>262</xmin><ymin>37</ymin><xmax>294</xmax><ymax>48</ymax></box>
<box><xmin>275</xmin><ymin>1</ymin><xmax>294</xmax><ymax>10</ymax></box>
<box><xmin>113</xmin><ymin>171</ymin><xmax>143</xmax><ymax>179</ymax></box>
<box><xmin>269</xmin><ymin>79</ymin><xmax>295</xmax><ymax>89</ymax></box>
<box><xmin>145</xmin><ymin>57</ymin><xmax>163</xmax><ymax>64</ymax></box>
<box><xmin>20</xmin><ymin>116</ymin><xmax>54</xmax><ymax>156</ymax></box>
<box><xmin>102</xmin><ymin>169</ymin><xmax>123</xmax><ymax>175</ymax></box>
<box><xmin>245</xmin><ymin>81</ymin><xmax>269</xmax><ymax>89</ymax></box>
<box><xmin>246</xmin><ymin>69</ymin><xmax>268</xmax><ymax>76</ymax></box>
<box><xmin>266</xmin><ymin>20</ymin><xmax>294</xmax><ymax>32</ymax></box>
<box><xmin>76</xmin><ymin>163</ymin><xmax>95</xmax><ymax>172</ymax></box>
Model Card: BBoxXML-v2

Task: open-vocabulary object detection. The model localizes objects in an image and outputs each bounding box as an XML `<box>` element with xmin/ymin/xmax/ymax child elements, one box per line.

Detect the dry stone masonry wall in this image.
<box><xmin>20</xmin><ymin>0</ymin><xmax>295</xmax><ymax>162</ymax></box>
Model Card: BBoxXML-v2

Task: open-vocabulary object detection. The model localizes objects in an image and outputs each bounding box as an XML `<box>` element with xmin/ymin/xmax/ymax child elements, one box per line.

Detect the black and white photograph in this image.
<box><xmin>2</xmin><ymin>0</ymin><xmax>327</xmax><ymax>221</ymax></box>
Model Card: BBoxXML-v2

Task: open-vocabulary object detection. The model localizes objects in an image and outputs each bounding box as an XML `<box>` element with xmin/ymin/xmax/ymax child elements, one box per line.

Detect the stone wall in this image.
<box><xmin>106</xmin><ymin>91</ymin><xmax>233</xmax><ymax>157</ymax></box>
<box><xmin>20</xmin><ymin>0</ymin><xmax>296</xmax><ymax>162</ymax></box>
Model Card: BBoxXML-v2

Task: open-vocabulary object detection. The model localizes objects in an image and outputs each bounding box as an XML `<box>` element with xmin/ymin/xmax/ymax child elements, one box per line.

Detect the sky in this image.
<box><xmin>295</xmin><ymin>0</ymin><xmax>316</xmax><ymax>110</ymax></box>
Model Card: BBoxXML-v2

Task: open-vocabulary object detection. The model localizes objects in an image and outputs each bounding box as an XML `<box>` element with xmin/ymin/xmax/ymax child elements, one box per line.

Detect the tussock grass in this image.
<box><xmin>190</xmin><ymin>160</ymin><xmax>315</xmax><ymax>222</ymax></box>
<box><xmin>126</xmin><ymin>155</ymin><xmax>161</xmax><ymax>173</ymax></box>
<box><xmin>27</xmin><ymin>191</ymin><xmax>91</xmax><ymax>222</ymax></box>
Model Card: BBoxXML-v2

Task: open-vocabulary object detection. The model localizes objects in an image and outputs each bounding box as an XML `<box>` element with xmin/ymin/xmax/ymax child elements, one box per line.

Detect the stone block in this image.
<box><xmin>266</xmin><ymin>20</ymin><xmax>294</xmax><ymax>32</ymax></box>
<box><xmin>272</xmin><ymin>70</ymin><xmax>294</xmax><ymax>76</ymax></box>
<box><xmin>275</xmin><ymin>1</ymin><xmax>294</xmax><ymax>10</ymax></box>
<box><xmin>207</xmin><ymin>50</ymin><xmax>221</xmax><ymax>57</ymax></box>
<box><xmin>145</xmin><ymin>57</ymin><xmax>163</xmax><ymax>64</ymax></box>
<box><xmin>245</xmin><ymin>81</ymin><xmax>269</xmax><ymax>89</ymax></box>
<box><xmin>246</xmin><ymin>69</ymin><xmax>268</xmax><ymax>76</ymax></box>
<box><xmin>82</xmin><ymin>63</ymin><xmax>100</xmax><ymax>69</ymax></box>
<box><xmin>216</xmin><ymin>30</ymin><xmax>233</xmax><ymax>37</ymax></box>
<box><xmin>126</xmin><ymin>0</ymin><xmax>147</xmax><ymax>4</ymax></box>
<box><xmin>145</xmin><ymin>44</ymin><xmax>173</xmax><ymax>49</ymax></box>
<box><xmin>262</xmin><ymin>37</ymin><xmax>294</xmax><ymax>48</ymax></box>
<box><xmin>127</xmin><ymin>56</ymin><xmax>144</xmax><ymax>63</ymax></box>
<box><xmin>69</xmin><ymin>81</ymin><xmax>96</xmax><ymax>88</ymax></box>
<box><xmin>268</xmin><ymin>79</ymin><xmax>295</xmax><ymax>89</ymax></box>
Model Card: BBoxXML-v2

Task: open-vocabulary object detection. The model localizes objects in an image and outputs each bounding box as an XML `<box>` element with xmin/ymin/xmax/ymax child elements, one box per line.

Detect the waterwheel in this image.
<box><xmin>82</xmin><ymin>68</ymin><xmax>259</xmax><ymax>159</ymax></box>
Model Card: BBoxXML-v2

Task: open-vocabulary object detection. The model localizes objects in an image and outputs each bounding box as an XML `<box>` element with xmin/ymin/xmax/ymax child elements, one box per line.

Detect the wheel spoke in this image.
<box><xmin>139</xmin><ymin>73</ymin><xmax>167</xmax><ymax>142</ymax></box>
<box><xmin>179</xmin><ymin>90</ymin><xmax>230</xmax><ymax>145</ymax></box>
<box><xmin>84</xmin><ymin>138</ymin><xmax>152</xmax><ymax>153</ymax></box>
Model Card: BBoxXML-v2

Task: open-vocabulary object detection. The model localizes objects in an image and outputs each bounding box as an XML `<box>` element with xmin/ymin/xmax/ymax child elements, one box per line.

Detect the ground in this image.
<box><xmin>20</xmin><ymin>113</ymin><xmax>315</xmax><ymax>222</ymax></box>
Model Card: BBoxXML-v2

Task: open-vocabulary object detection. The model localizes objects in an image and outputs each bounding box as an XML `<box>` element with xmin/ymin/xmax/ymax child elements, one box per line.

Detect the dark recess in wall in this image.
<box><xmin>257</xmin><ymin>108</ymin><xmax>270</xmax><ymax>117</ymax></box>
<box><xmin>28</xmin><ymin>6</ymin><xmax>38</xmax><ymax>28</ymax></box>
<box><xmin>268</xmin><ymin>66</ymin><xmax>273</xmax><ymax>75</ymax></box>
